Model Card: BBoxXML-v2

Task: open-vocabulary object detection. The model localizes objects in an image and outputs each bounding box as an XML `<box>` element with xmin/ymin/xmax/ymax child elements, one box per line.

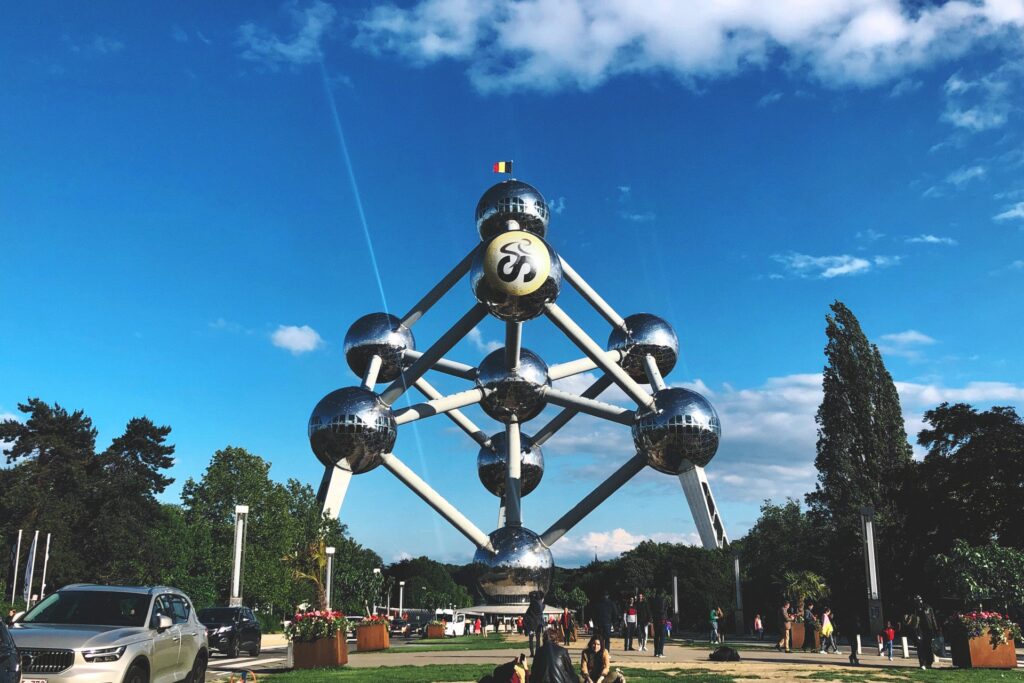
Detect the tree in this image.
<box><xmin>805</xmin><ymin>302</ymin><xmax>913</xmax><ymax>623</ymax></box>
<box><xmin>930</xmin><ymin>540</ymin><xmax>1024</xmax><ymax>613</ymax></box>
<box><xmin>782</xmin><ymin>570</ymin><xmax>829</xmax><ymax>609</ymax></box>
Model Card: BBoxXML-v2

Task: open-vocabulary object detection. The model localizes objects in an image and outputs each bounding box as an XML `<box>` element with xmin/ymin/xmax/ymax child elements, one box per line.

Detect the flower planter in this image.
<box><xmin>790</xmin><ymin>627</ymin><xmax>819</xmax><ymax>650</ymax></box>
<box><xmin>425</xmin><ymin>624</ymin><xmax>446</xmax><ymax>639</ymax></box>
<box><xmin>293</xmin><ymin>632</ymin><xmax>348</xmax><ymax>669</ymax></box>
<box><xmin>951</xmin><ymin>634</ymin><xmax>1016</xmax><ymax>669</ymax></box>
<box><xmin>356</xmin><ymin>623</ymin><xmax>391</xmax><ymax>651</ymax></box>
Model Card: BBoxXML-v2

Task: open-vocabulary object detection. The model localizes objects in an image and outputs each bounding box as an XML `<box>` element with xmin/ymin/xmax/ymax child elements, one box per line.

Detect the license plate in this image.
<box><xmin>24</xmin><ymin>679</ymin><xmax>48</xmax><ymax>683</ymax></box>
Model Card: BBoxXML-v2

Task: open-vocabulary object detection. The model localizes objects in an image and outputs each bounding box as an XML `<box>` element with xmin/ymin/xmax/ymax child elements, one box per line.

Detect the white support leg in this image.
<box><xmin>678</xmin><ymin>466</ymin><xmax>728</xmax><ymax>549</ymax></box>
<box><xmin>317</xmin><ymin>464</ymin><xmax>353</xmax><ymax>519</ymax></box>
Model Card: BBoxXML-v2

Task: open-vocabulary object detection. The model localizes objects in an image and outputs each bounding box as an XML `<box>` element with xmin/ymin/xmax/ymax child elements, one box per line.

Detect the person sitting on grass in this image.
<box><xmin>479</xmin><ymin>653</ymin><xmax>529</xmax><ymax>683</ymax></box>
<box><xmin>581</xmin><ymin>634</ymin><xmax>626</xmax><ymax>683</ymax></box>
<box><xmin>530</xmin><ymin>627</ymin><xmax>576</xmax><ymax>683</ymax></box>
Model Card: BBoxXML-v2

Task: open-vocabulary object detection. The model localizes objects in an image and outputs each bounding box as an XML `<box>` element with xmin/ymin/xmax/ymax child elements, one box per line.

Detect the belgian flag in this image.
<box><xmin>493</xmin><ymin>160</ymin><xmax>513</xmax><ymax>174</ymax></box>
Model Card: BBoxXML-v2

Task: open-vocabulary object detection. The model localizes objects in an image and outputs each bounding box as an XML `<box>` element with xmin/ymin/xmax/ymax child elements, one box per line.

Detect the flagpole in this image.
<box><xmin>23</xmin><ymin>530</ymin><xmax>38</xmax><ymax>607</ymax></box>
<box><xmin>10</xmin><ymin>529</ymin><xmax>22</xmax><ymax>604</ymax></box>
<box><xmin>39</xmin><ymin>533</ymin><xmax>51</xmax><ymax>601</ymax></box>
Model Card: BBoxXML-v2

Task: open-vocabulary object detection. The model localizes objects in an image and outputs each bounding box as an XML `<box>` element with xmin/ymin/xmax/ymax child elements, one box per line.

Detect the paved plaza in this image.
<box><xmin>207</xmin><ymin>632</ymin><xmax>1024</xmax><ymax>681</ymax></box>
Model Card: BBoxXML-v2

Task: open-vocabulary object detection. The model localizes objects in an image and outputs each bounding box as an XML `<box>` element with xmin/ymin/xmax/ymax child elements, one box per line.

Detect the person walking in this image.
<box><xmin>776</xmin><ymin>600</ymin><xmax>794</xmax><ymax>652</ymax></box>
<box><xmin>623</xmin><ymin>597</ymin><xmax>638</xmax><ymax>651</ymax></box>
<box><xmin>592</xmin><ymin>593</ymin><xmax>616</xmax><ymax>653</ymax></box>
<box><xmin>801</xmin><ymin>601</ymin><xmax>817</xmax><ymax>652</ymax></box>
<box><xmin>650</xmin><ymin>593</ymin><xmax>667</xmax><ymax>658</ymax></box>
<box><xmin>637</xmin><ymin>592</ymin><xmax>652</xmax><ymax>652</ymax></box>
<box><xmin>883</xmin><ymin>621</ymin><xmax>895</xmax><ymax>661</ymax></box>
<box><xmin>753</xmin><ymin>613</ymin><xmax>763</xmax><ymax>641</ymax></box>
<box><xmin>912</xmin><ymin>596</ymin><xmax>938</xmax><ymax>670</ymax></box>
<box><xmin>525</xmin><ymin>590</ymin><xmax>546</xmax><ymax>657</ymax></box>
<box><xmin>559</xmin><ymin>607</ymin><xmax>573</xmax><ymax>646</ymax></box>
<box><xmin>819</xmin><ymin>609</ymin><xmax>835</xmax><ymax>654</ymax></box>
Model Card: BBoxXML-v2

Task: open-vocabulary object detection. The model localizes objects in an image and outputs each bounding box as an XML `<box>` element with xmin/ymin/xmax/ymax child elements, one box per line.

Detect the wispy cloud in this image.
<box><xmin>171</xmin><ymin>25</ymin><xmax>190</xmax><ymax>43</ymax></box>
<box><xmin>357</xmin><ymin>0</ymin><xmax>1024</xmax><ymax>93</ymax></box>
<box><xmin>554</xmin><ymin>528</ymin><xmax>701</xmax><ymax>564</ymax></box>
<box><xmin>879</xmin><ymin>329</ymin><xmax>937</xmax><ymax>360</ymax></box>
<box><xmin>771</xmin><ymin>252</ymin><xmax>901</xmax><ymax>279</ymax></box>
<box><xmin>906</xmin><ymin>234</ymin><xmax>958</xmax><ymax>245</ymax></box>
<box><xmin>271</xmin><ymin>324</ymin><xmax>324</xmax><ymax>354</ymax></box>
<box><xmin>756</xmin><ymin>91</ymin><xmax>783</xmax><ymax>108</ymax></box>
<box><xmin>238</xmin><ymin>0</ymin><xmax>337</xmax><ymax>69</ymax></box>
<box><xmin>993</xmin><ymin>202</ymin><xmax>1024</xmax><ymax>222</ymax></box>
<box><xmin>65</xmin><ymin>34</ymin><xmax>125</xmax><ymax>55</ymax></box>
<box><xmin>548</xmin><ymin>196</ymin><xmax>566</xmax><ymax>215</ymax></box>
<box><xmin>856</xmin><ymin>229</ymin><xmax>885</xmax><ymax>243</ymax></box>
<box><xmin>889</xmin><ymin>78</ymin><xmax>922</xmax><ymax>98</ymax></box>
<box><xmin>620</xmin><ymin>211</ymin><xmax>656</xmax><ymax>223</ymax></box>
<box><xmin>946</xmin><ymin>164</ymin><xmax>987</xmax><ymax>187</ymax></box>
<box><xmin>467</xmin><ymin>327</ymin><xmax>502</xmax><ymax>354</ymax></box>
<box><xmin>941</xmin><ymin>67</ymin><xmax>1015</xmax><ymax>132</ymax></box>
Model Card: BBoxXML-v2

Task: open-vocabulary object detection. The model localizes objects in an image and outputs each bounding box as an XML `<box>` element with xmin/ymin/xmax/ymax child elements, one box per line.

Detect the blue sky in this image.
<box><xmin>2</xmin><ymin>0</ymin><xmax>1023</xmax><ymax>567</ymax></box>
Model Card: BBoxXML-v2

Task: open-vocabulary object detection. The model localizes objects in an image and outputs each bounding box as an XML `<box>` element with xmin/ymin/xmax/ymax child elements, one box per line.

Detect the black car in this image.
<box><xmin>198</xmin><ymin>606</ymin><xmax>261</xmax><ymax>658</ymax></box>
<box><xmin>0</xmin><ymin>619</ymin><xmax>19</xmax><ymax>683</ymax></box>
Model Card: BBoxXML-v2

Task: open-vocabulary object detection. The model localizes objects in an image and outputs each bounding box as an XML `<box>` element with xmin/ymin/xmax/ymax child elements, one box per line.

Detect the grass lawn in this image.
<box><xmin>801</xmin><ymin>669</ymin><xmax>1024</xmax><ymax>682</ymax></box>
<box><xmin>266</xmin><ymin>664</ymin><xmax>746</xmax><ymax>682</ymax></box>
<box><xmin>355</xmin><ymin>634</ymin><xmax>524</xmax><ymax>654</ymax></box>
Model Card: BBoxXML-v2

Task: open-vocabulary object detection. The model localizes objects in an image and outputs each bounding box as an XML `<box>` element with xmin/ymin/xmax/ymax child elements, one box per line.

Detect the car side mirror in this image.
<box><xmin>154</xmin><ymin>614</ymin><xmax>173</xmax><ymax>631</ymax></box>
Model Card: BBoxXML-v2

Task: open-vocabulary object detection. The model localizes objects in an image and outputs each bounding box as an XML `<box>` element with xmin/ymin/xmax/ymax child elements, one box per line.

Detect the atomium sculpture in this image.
<box><xmin>308</xmin><ymin>178</ymin><xmax>729</xmax><ymax>605</ymax></box>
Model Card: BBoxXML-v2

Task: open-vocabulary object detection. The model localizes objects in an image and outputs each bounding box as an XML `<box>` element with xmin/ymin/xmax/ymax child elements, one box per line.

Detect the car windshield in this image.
<box><xmin>22</xmin><ymin>591</ymin><xmax>150</xmax><ymax>627</ymax></box>
<box><xmin>198</xmin><ymin>609</ymin><xmax>238</xmax><ymax>624</ymax></box>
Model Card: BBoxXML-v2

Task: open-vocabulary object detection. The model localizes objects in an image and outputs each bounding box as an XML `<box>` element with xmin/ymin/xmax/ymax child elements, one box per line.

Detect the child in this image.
<box><xmin>753</xmin><ymin>613</ymin><xmax>763</xmax><ymax>640</ymax></box>
<box><xmin>884</xmin><ymin>622</ymin><xmax>895</xmax><ymax>661</ymax></box>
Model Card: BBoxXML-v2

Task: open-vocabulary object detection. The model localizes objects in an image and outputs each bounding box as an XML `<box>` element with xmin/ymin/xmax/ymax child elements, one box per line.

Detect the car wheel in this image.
<box><xmin>227</xmin><ymin>637</ymin><xmax>240</xmax><ymax>659</ymax></box>
<box><xmin>248</xmin><ymin>637</ymin><xmax>261</xmax><ymax>657</ymax></box>
<box><xmin>122</xmin><ymin>662</ymin><xmax>148</xmax><ymax>683</ymax></box>
<box><xmin>184</xmin><ymin>651</ymin><xmax>207</xmax><ymax>683</ymax></box>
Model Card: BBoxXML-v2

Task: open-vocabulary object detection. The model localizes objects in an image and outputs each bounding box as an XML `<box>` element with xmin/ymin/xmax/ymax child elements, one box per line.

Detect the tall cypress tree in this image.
<box><xmin>806</xmin><ymin>302</ymin><xmax>913</xmax><ymax>621</ymax></box>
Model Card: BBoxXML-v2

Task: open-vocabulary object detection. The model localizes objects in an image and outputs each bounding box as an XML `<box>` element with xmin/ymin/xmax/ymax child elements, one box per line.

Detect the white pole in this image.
<box><xmin>39</xmin><ymin>534</ymin><xmax>51</xmax><ymax>600</ymax></box>
<box><xmin>230</xmin><ymin>505</ymin><xmax>249</xmax><ymax>606</ymax></box>
<box><xmin>325</xmin><ymin>547</ymin><xmax>335</xmax><ymax>609</ymax></box>
<box><xmin>399</xmin><ymin>581</ymin><xmax>405</xmax><ymax>616</ymax></box>
<box><xmin>24</xmin><ymin>530</ymin><xmax>38</xmax><ymax>607</ymax></box>
<box><xmin>10</xmin><ymin>529</ymin><xmax>21</xmax><ymax>604</ymax></box>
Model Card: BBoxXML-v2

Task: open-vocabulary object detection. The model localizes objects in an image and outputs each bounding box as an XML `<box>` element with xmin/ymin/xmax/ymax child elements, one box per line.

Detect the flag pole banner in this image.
<box><xmin>492</xmin><ymin>161</ymin><xmax>513</xmax><ymax>174</ymax></box>
<box><xmin>23</xmin><ymin>530</ymin><xmax>38</xmax><ymax>606</ymax></box>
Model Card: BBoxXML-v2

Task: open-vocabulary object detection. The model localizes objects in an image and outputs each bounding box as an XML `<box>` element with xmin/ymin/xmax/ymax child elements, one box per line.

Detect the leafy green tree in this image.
<box><xmin>930</xmin><ymin>540</ymin><xmax>1024</xmax><ymax>613</ymax></box>
<box><xmin>805</xmin><ymin>302</ymin><xmax>913</xmax><ymax>623</ymax></box>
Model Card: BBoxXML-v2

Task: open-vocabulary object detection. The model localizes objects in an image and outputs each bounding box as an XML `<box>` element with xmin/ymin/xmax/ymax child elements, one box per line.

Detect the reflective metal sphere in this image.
<box><xmin>470</xmin><ymin>232</ymin><xmax>562</xmax><ymax>322</ymax></box>
<box><xmin>473</xmin><ymin>526</ymin><xmax>553</xmax><ymax>605</ymax></box>
<box><xmin>308</xmin><ymin>387</ymin><xmax>396</xmax><ymax>473</ymax></box>
<box><xmin>476</xmin><ymin>180</ymin><xmax>550</xmax><ymax>241</ymax></box>
<box><xmin>477</xmin><ymin>348</ymin><xmax>550</xmax><ymax>423</ymax></box>
<box><xmin>607</xmin><ymin>313</ymin><xmax>679</xmax><ymax>383</ymax></box>
<box><xmin>344</xmin><ymin>313</ymin><xmax>415</xmax><ymax>384</ymax></box>
<box><xmin>477</xmin><ymin>432</ymin><xmax>544</xmax><ymax>497</ymax></box>
<box><xmin>633</xmin><ymin>388</ymin><xmax>720</xmax><ymax>474</ymax></box>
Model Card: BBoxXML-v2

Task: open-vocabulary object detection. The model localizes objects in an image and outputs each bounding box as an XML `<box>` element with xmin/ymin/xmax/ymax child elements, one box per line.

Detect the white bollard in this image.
<box><xmin>901</xmin><ymin>636</ymin><xmax>909</xmax><ymax>659</ymax></box>
<box><xmin>856</xmin><ymin>634</ymin><xmax>862</xmax><ymax>655</ymax></box>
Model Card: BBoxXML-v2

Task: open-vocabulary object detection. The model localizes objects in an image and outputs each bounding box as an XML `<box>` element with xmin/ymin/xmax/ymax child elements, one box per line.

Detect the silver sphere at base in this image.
<box><xmin>308</xmin><ymin>387</ymin><xmax>396</xmax><ymax>473</ymax></box>
<box><xmin>607</xmin><ymin>313</ymin><xmax>679</xmax><ymax>383</ymax></box>
<box><xmin>477</xmin><ymin>432</ymin><xmax>544</xmax><ymax>497</ymax></box>
<box><xmin>474</xmin><ymin>526</ymin><xmax>553</xmax><ymax>605</ymax></box>
<box><xmin>477</xmin><ymin>348</ymin><xmax>550</xmax><ymax>423</ymax></box>
<box><xmin>344</xmin><ymin>312</ymin><xmax>415</xmax><ymax>384</ymax></box>
<box><xmin>476</xmin><ymin>180</ymin><xmax>550</xmax><ymax>241</ymax></box>
<box><xmin>470</xmin><ymin>232</ymin><xmax>562</xmax><ymax>323</ymax></box>
<box><xmin>633</xmin><ymin>387</ymin><xmax>720</xmax><ymax>474</ymax></box>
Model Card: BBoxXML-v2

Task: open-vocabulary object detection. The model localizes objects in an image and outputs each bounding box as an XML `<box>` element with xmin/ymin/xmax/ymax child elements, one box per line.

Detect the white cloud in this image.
<box><xmin>466</xmin><ymin>327</ymin><xmax>502</xmax><ymax>354</ymax></box>
<box><xmin>548</xmin><ymin>196</ymin><xmax>566</xmax><ymax>215</ymax></box>
<box><xmin>620</xmin><ymin>211</ymin><xmax>656</xmax><ymax>223</ymax></box>
<box><xmin>994</xmin><ymin>201</ymin><xmax>1024</xmax><ymax>221</ymax></box>
<box><xmin>356</xmin><ymin>0</ymin><xmax>1024</xmax><ymax>93</ymax></box>
<box><xmin>906</xmin><ymin>234</ymin><xmax>958</xmax><ymax>245</ymax></box>
<box><xmin>271</xmin><ymin>324</ymin><xmax>324</xmax><ymax>354</ymax></box>
<box><xmin>238</xmin><ymin>0</ymin><xmax>337</xmax><ymax>68</ymax></box>
<box><xmin>889</xmin><ymin>77</ymin><xmax>922</xmax><ymax>97</ymax></box>
<box><xmin>771</xmin><ymin>252</ymin><xmax>900</xmax><ymax>279</ymax></box>
<box><xmin>554</xmin><ymin>528</ymin><xmax>701</xmax><ymax>563</ymax></box>
<box><xmin>1010</xmin><ymin>259</ymin><xmax>1024</xmax><ymax>269</ymax></box>
<box><xmin>856</xmin><ymin>228</ymin><xmax>885</xmax><ymax>242</ymax></box>
<box><xmin>946</xmin><ymin>165</ymin><xmax>987</xmax><ymax>187</ymax></box>
<box><xmin>941</xmin><ymin>66</ymin><xmax>1017</xmax><ymax>132</ymax></box>
<box><xmin>757</xmin><ymin>90</ymin><xmax>783</xmax><ymax>108</ymax></box>
<box><xmin>880</xmin><ymin>330</ymin><xmax>937</xmax><ymax>346</ymax></box>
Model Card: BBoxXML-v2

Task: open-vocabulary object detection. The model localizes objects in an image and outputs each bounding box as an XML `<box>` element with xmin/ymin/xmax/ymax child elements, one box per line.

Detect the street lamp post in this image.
<box><xmin>229</xmin><ymin>505</ymin><xmax>249</xmax><ymax>607</ymax></box>
<box><xmin>325</xmin><ymin>546</ymin><xmax>336</xmax><ymax>609</ymax></box>
<box><xmin>372</xmin><ymin>568</ymin><xmax>381</xmax><ymax>614</ymax></box>
<box><xmin>860</xmin><ymin>506</ymin><xmax>884</xmax><ymax>635</ymax></box>
<box><xmin>399</xmin><ymin>581</ymin><xmax>405</xmax><ymax>617</ymax></box>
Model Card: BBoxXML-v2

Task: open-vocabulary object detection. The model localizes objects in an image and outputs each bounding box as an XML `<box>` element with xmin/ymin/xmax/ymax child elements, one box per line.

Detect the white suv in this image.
<box><xmin>11</xmin><ymin>584</ymin><xmax>208</xmax><ymax>683</ymax></box>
